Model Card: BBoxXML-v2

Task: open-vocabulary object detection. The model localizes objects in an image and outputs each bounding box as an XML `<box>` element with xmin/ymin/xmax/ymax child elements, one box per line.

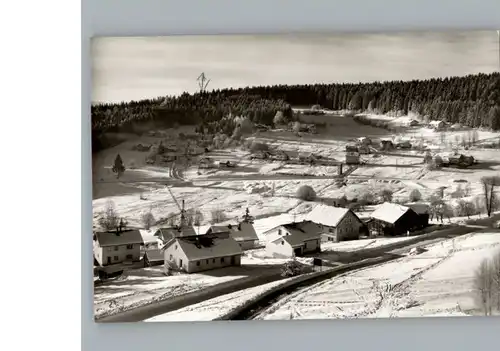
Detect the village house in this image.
<box><xmin>379</xmin><ymin>138</ymin><xmax>394</xmax><ymax>150</ymax></box>
<box><xmin>264</xmin><ymin>220</ymin><xmax>322</xmax><ymax>258</ymax></box>
<box><xmin>142</xmin><ymin>249</ymin><xmax>165</xmax><ymax>267</ymax></box>
<box><xmin>306</xmin><ymin>204</ymin><xmax>367</xmax><ymax>242</ymax></box>
<box><xmin>367</xmin><ymin>202</ymin><xmax>423</xmax><ymax>236</ymax></box>
<box><xmin>404</xmin><ymin>202</ymin><xmax>430</xmax><ymax>228</ymax></box>
<box><xmin>345</xmin><ymin>145</ymin><xmax>360</xmax><ymax>164</ymax></box>
<box><xmin>162</xmin><ymin>232</ymin><xmax>243</xmax><ymax>273</ymax></box>
<box><xmin>93</xmin><ymin>229</ymin><xmax>144</xmax><ymax>266</ymax></box>
<box><xmin>206</xmin><ymin>221</ymin><xmax>259</xmax><ymax>250</ymax></box>
<box><xmin>153</xmin><ymin>226</ymin><xmax>198</xmax><ymax>248</ymax></box>
<box><xmin>429</xmin><ymin>120</ymin><xmax>446</xmax><ymax>130</ymax></box>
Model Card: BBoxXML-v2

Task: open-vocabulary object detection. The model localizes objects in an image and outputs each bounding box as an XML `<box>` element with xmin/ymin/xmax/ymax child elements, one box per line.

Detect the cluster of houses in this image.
<box><xmin>93</xmin><ymin>201</ymin><xmax>431</xmax><ymax>275</ymax></box>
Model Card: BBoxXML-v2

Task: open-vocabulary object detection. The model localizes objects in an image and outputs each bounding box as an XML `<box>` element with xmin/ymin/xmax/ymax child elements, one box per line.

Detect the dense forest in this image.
<box><xmin>91</xmin><ymin>72</ymin><xmax>500</xmax><ymax>152</ymax></box>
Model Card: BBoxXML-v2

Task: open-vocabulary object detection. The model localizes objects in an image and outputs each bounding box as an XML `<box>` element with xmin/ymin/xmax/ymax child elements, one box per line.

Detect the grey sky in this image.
<box><xmin>92</xmin><ymin>31</ymin><xmax>499</xmax><ymax>103</ymax></box>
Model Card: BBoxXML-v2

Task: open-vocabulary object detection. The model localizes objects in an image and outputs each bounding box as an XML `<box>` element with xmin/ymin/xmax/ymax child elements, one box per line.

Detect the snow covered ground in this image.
<box><xmin>144</xmin><ymin>278</ymin><xmax>295</xmax><ymax>322</ymax></box>
<box><xmin>94</xmin><ymin>266</ymin><xmax>246</xmax><ymax>319</ymax></box>
<box><xmin>255</xmin><ymin>231</ymin><xmax>500</xmax><ymax>320</ymax></box>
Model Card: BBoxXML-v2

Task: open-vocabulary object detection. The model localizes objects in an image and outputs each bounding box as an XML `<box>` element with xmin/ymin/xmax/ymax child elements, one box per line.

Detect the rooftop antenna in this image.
<box><xmin>179</xmin><ymin>200</ymin><xmax>186</xmax><ymax>227</ymax></box>
<box><xmin>197</xmin><ymin>72</ymin><xmax>211</xmax><ymax>93</ymax></box>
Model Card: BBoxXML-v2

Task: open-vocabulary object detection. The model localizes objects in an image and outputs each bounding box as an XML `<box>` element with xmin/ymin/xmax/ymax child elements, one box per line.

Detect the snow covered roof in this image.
<box><xmin>228</xmin><ymin>222</ymin><xmax>259</xmax><ymax>242</ymax></box>
<box><xmin>143</xmin><ymin>249</ymin><xmax>164</xmax><ymax>262</ymax></box>
<box><xmin>155</xmin><ymin>226</ymin><xmax>198</xmax><ymax>241</ymax></box>
<box><xmin>95</xmin><ymin>230</ymin><xmax>144</xmax><ymax>247</ymax></box>
<box><xmin>268</xmin><ymin>221</ymin><xmax>322</xmax><ymax>246</ymax></box>
<box><xmin>370</xmin><ymin>202</ymin><xmax>411</xmax><ymax>224</ymax></box>
<box><xmin>405</xmin><ymin>203</ymin><xmax>430</xmax><ymax>215</ymax></box>
<box><xmin>139</xmin><ymin>229</ymin><xmax>159</xmax><ymax>244</ymax></box>
<box><xmin>173</xmin><ymin>233</ymin><xmax>243</xmax><ymax>261</ymax></box>
<box><xmin>429</xmin><ymin>120</ymin><xmax>444</xmax><ymax>125</ymax></box>
<box><xmin>306</xmin><ymin>205</ymin><xmax>350</xmax><ymax>228</ymax></box>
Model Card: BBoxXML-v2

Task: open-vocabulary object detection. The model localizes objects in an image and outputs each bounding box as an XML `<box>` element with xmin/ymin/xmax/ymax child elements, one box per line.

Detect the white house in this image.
<box><xmin>206</xmin><ymin>221</ymin><xmax>259</xmax><ymax>250</ymax></box>
<box><xmin>306</xmin><ymin>205</ymin><xmax>366</xmax><ymax>242</ymax></box>
<box><xmin>429</xmin><ymin>120</ymin><xmax>446</xmax><ymax>130</ymax></box>
<box><xmin>162</xmin><ymin>232</ymin><xmax>243</xmax><ymax>273</ymax></box>
<box><xmin>93</xmin><ymin>230</ymin><xmax>144</xmax><ymax>266</ymax></box>
<box><xmin>263</xmin><ymin>221</ymin><xmax>322</xmax><ymax>258</ymax></box>
<box><xmin>153</xmin><ymin>226</ymin><xmax>198</xmax><ymax>249</ymax></box>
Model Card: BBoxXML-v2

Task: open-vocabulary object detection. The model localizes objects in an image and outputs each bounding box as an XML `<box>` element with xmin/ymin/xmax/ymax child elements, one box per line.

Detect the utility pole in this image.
<box><xmin>197</xmin><ymin>72</ymin><xmax>211</xmax><ymax>93</ymax></box>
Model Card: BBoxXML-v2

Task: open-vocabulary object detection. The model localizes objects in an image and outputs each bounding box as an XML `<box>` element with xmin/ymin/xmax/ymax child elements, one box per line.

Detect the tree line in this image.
<box><xmin>92</xmin><ymin>72</ymin><xmax>500</xmax><ymax>151</ymax></box>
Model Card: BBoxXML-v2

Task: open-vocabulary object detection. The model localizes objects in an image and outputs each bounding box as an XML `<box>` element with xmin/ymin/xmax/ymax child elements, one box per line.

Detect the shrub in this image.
<box><xmin>296</xmin><ymin>185</ymin><xmax>316</xmax><ymax>201</ymax></box>
<box><xmin>140</xmin><ymin>211</ymin><xmax>156</xmax><ymax>230</ymax></box>
<box><xmin>409</xmin><ymin>189</ymin><xmax>422</xmax><ymax>202</ymax></box>
<box><xmin>281</xmin><ymin>259</ymin><xmax>305</xmax><ymax>277</ymax></box>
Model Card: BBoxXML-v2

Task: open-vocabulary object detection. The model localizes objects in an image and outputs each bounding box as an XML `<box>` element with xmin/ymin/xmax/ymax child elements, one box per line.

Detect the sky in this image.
<box><xmin>92</xmin><ymin>30</ymin><xmax>500</xmax><ymax>104</ymax></box>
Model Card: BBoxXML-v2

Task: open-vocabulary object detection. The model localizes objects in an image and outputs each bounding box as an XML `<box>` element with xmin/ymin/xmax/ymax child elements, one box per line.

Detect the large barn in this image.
<box><xmin>367</xmin><ymin>202</ymin><xmax>424</xmax><ymax>236</ymax></box>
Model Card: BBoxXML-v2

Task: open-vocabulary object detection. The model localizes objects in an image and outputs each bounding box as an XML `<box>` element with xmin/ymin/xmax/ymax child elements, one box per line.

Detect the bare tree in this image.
<box><xmin>481</xmin><ymin>176</ymin><xmax>500</xmax><ymax>217</ymax></box>
<box><xmin>408</xmin><ymin>189</ymin><xmax>422</xmax><ymax>202</ymax></box>
<box><xmin>491</xmin><ymin>250</ymin><xmax>500</xmax><ymax>312</ymax></box>
<box><xmin>455</xmin><ymin>200</ymin><xmax>476</xmax><ymax>219</ymax></box>
<box><xmin>98</xmin><ymin>200</ymin><xmax>119</xmax><ymax>231</ymax></box>
<box><xmin>140</xmin><ymin>210</ymin><xmax>156</xmax><ymax>230</ymax></box>
<box><xmin>474</xmin><ymin>258</ymin><xmax>494</xmax><ymax>316</ymax></box>
<box><xmin>210</xmin><ymin>209</ymin><xmax>227</xmax><ymax>224</ymax></box>
<box><xmin>296</xmin><ymin>185</ymin><xmax>316</xmax><ymax>201</ymax></box>
<box><xmin>379</xmin><ymin>189</ymin><xmax>393</xmax><ymax>202</ymax></box>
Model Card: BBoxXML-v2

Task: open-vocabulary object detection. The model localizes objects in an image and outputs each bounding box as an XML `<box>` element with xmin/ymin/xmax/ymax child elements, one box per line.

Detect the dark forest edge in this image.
<box><xmin>91</xmin><ymin>73</ymin><xmax>500</xmax><ymax>153</ymax></box>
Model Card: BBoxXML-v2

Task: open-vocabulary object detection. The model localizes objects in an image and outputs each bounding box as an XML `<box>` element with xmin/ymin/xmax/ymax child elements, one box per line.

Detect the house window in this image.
<box><xmin>113</xmin><ymin>256</ymin><xmax>119</xmax><ymax>261</ymax></box>
<box><xmin>169</xmin><ymin>254</ymin><xmax>173</xmax><ymax>260</ymax></box>
<box><xmin>281</xmin><ymin>241</ymin><xmax>284</xmax><ymax>245</ymax></box>
<box><xmin>213</xmin><ymin>259</ymin><xmax>216</xmax><ymax>263</ymax></box>
<box><xmin>126</xmin><ymin>244</ymin><xmax>133</xmax><ymax>250</ymax></box>
<box><xmin>206</xmin><ymin>260</ymin><xmax>209</xmax><ymax>264</ymax></box>
<box><xmin>126</xmin><ymin>254</ymin><xmax>133</xmax><ymax>260</ymax></box>
<box><xmin>196</xmin><ymin>261</ymin><xmax>200</xmax><ymax>266</ymax></box>
<box><xmin>175</xmin><ymin>245</ymin><xmax>178</xmax><ymax>250</ymax></box>
<box><xmin>221</xmin><ymin>257</ymin><xmax>225</xmax><ymax>263</ymax></box>
<box><xmin>107</xmin><ymin>247</ymin><xmax>112</xmax><ymax>252</ymax></box>
<box><xmin>304</xmin><ymin>242</ymin><xmax>308</xmax><ymax>249</ymax></box>
<box><xmin>114</xmin><ymin>246</ymin><xmax>119</xmax><ymax>251</ymax></box>
<box><xmin>278</xmin><ymin>229</ymin><xmax>282</xmax><ymax>235</ymax></box>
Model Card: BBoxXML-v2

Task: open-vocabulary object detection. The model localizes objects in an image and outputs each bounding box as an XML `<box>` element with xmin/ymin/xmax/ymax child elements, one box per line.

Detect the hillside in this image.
<box><xmin>91</xmin><ymin>72</ymin><xmax>500</xmax><ymax>152</ymax></box>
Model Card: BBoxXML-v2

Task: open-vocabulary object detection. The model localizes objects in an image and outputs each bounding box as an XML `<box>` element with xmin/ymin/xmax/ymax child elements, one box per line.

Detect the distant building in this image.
<box><xmin>429</xmin><ymin>120</ymin><xmax>446</xmax><ymax>130</ymax></box>
<box><xmin>198</xmin><ymin>157</ymin><xmax>214</xmax><ymax>169</ymax></box>
<box><xmin>162</xmin><ymin>232</ymin><xmax>243</xmax><ymax>273</ymax></box>
<box><xmin>264</xmin><ymin>221</ymin><xmax>322</xmax><ymax>258</ymax></box>
<box><xmin>367</xmin><ymin>202</ymin><xmax>423</xmax><ymax>236</ymax></box>
<box><xmin>380</xmin><ymin>139</ymin><xmax>394</xmax><ymax>150</ymax></box>
<box><xmin>93</xmin><ymin>230</ymin><xmax>144</xmax><ymax>266</ymax></box>
<box><xmin>306</xmin><ymin>205</ymin><xmax>367</xmax><ymax>242</ymax></box>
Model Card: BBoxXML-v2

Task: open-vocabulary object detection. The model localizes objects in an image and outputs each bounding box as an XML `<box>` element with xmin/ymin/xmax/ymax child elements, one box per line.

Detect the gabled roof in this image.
<box><xmin>95</xmin><ymin>230</ymin><xmax>144</xmax><ymax>247</ymax></box>
<box><xmin>143</xmin><ymin>249</ymin><xmax>164</xmax><ymax>262</ymax></box>
<box><xmin>306</xmin><ymin>205</ymin><xmax>351</xmax><ymax>228</ymax></box>
<box><xmin>168</xmin><ymin>233</ymin><xmax>243</xmax><ymax>261</ymax></box>
<box><xmin>268</xmin><ymin>220</ymin><xmax>322</xmax><ymax>246</ymax></box>
<box><xmin>208</xmin><ymin>221</ymin><xmax>259</xmax><ymax>242</ymax></box>
<box><xmin>405</xmin><ymin>203</ymin><xmax>430</xmax><ymax>215</ymax></box>
<box><xmin>154</xmin><ymin>226</ymin><xmax>198</xmax><ymax>241</ymax></box>
<box><xmin>370</xmin><ymin>202</ymin><xmax>411</xmax><ymax>224</ymax></box>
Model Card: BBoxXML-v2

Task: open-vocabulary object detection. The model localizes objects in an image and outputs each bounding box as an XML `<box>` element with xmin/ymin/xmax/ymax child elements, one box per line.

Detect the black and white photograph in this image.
<box><xmin>91</xmin><ymin>30</ymin><xmax>500</xmax><ymax>323</ymax></box>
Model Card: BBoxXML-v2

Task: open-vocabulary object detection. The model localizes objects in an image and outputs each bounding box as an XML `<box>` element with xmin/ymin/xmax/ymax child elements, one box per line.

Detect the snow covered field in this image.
<box><xmin>94</xmin><ymin>266</ymin><xmax>246</xmax><ymax>319</ymax></box>
<box><xmin>92</xmin><ymin>112</ymin><xmax>500</xmax><ymax>232</ymax></box>
<box><xmin>255</xmin><ymin>231</ymin><xmax>500</xmax><ymax>320</ymax></box>
<box><xmin>144</xmin><ymin>278</ymin><xmax>295</xmax><ymax>322</ymax></box>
